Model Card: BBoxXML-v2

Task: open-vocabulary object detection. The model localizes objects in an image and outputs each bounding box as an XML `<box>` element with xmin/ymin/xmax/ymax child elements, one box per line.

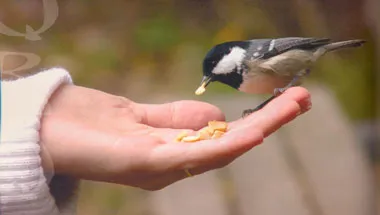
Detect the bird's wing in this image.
<box><xmin>245</xmin><ymin>37</ymin><xmax>331</xmax><ymax>60</ymax></box>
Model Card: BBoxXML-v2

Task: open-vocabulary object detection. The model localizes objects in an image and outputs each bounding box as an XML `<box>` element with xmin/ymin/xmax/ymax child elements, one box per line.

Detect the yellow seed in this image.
<box><xmin>181</xmin><ymin>135</ymin><xmax>201</xmax><ymax>142</ymax></box>
<box><xmin>198</xmin><ymin>128</ymin><xmax>212</xmax><ymax>140</ymax></box>
<box><xmin>175</xmin><ymin>121</ymin><xmax>228</xmax><ymax>142</ymax></box>
<box><xmin>199</xmin><ymin>126</ymin><xmax>214</xmax><ymax>135</ymax></box>
<box><xmin>212</xmin><ymin>130</ymin><xmax>225</xmax><ymax>139</ymax></box>
<box><xmin>195</xmin><ymin>86</ymin><xmax>206</xmax><ymax>95</ymax></box>
<box><xmin>176</xmin><ymin>131</ymin><xmax>188</xmax><ymax>142</ymax></box>
<box><xmin>208</xmin><ymin>121</ymin><xmax>228</xmax><ymax>132</ymax></box>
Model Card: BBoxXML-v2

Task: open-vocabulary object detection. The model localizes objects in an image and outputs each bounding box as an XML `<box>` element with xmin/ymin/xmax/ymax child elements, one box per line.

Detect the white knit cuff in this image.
<box><xmin>1</xmin><ymin>68</ymin><xmax>73</xmax><ymax>142</ymax></box>
<box><xmin>1</xmin><ymin>68</ymin><xmax>73</xmax><ymax>215</ymax></box>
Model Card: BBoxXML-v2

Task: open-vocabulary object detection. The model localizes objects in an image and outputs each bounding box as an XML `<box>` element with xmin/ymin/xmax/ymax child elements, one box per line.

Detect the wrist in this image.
<box><xmin>38</xmin><ymin>84</ymin><xmax>120</xmax><ymax>179</ymax></box>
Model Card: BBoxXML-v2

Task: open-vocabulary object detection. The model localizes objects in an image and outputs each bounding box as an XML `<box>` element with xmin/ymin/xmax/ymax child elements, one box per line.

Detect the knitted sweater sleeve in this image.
<box><xmin>0</xmin><ymin>68</ymin><xmax>76</xmax><ymax>215</ymax></box>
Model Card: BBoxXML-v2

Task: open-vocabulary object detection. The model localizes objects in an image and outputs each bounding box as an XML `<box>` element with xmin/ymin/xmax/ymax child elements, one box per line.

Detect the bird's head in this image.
<box><xmin>195</xmin><ymin>41</ymin><xmax>249</xmax><ymax>95</ymax></box>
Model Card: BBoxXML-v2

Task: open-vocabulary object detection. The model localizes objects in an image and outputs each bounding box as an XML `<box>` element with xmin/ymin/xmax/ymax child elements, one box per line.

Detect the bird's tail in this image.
<box><xmin>324</xmin><ymin>39</ymin><xmax>366</xmax><ymax>52</ymax></box>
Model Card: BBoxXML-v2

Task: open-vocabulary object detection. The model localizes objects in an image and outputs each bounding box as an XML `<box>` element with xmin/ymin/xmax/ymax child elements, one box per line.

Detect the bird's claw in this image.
<box><xmin>274</xmin><ymin>87</ymin><xmax>287</xmax><ymax>96</ymax></box>
<box><xmin>241</xmin><ymin>95</ymin><xmax>277</xmax><ymax>118</ymax></box>
<box><xmin>242</xmin><ymin>75</ymin><xmax>303</xmax><ymax>118</ymax></box>
<box><xmin>242</xmin><ymin>108</ymin><xmax>257</xmax><ymax>118</ymax></box>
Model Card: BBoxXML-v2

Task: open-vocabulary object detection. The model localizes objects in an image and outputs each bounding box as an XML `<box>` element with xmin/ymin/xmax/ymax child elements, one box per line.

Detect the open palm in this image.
<box><xmin>40</xmin><ymin>85</ymin><xmax>311</xmax><ymax>190</ymax></box>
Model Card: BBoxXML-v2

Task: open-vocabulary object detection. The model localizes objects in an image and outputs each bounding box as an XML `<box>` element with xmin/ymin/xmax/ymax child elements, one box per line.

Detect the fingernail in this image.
<box><xmin>306</xmin><ymin>102</ymin><xmax>312</xmax><ymax>111</ymax></box>
<box><xmin>306</xmin><ymin>97</ymin><xmax>312</xmax><ymax>110</ymax></box>
<box><xmin>302</xmin><ymin>97</ymin><xmax>312</xmax><ymax>112</ymax></box>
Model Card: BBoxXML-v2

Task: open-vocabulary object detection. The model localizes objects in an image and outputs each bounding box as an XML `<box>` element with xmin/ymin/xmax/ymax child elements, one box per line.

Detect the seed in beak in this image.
<box><xmin>195</xmin><ymin>76</ymin><xmax>212</xmax><ymax>95</ymax></box>
<box><xmin>195</xmin><ymin>83</ymin><xmax>206</xmax><ymax>95</ymax></box>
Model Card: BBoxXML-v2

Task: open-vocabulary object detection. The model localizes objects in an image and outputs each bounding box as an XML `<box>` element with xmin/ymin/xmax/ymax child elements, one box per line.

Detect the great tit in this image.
<box><xmin>195</xmin><ymin>37</ymin><xmax>366</xmax><ymax>117</ymax></box>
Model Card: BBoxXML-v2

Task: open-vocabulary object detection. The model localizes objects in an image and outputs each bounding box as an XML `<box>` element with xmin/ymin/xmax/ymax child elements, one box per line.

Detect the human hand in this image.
<box><xmin>40</xmin><ymin>85</ymin><xmax>311</xmax><ymax>190</ymax></box>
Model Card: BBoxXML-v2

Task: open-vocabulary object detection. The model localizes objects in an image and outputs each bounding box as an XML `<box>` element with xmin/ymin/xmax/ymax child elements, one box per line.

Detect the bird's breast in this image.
<box><xmin>238</xmin><ymin>72</ymin><xmax>292</xmax><ymax>94</ymax></box>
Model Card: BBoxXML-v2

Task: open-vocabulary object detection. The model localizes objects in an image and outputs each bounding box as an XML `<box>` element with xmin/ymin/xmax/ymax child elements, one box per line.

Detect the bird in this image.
<box><xmin>194</xmin><ymin>37</ymin><xmax>366</xmax><ymax>117</ymax></box>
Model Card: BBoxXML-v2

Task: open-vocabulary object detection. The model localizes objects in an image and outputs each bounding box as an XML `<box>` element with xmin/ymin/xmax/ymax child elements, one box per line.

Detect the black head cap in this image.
<box><xmin>201</xmin><ymin>41</ymin><xmax>249</xmax><ymax>89</ymax></box>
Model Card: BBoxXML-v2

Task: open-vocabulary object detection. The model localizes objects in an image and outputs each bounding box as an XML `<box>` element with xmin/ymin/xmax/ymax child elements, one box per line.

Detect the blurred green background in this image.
<box><xmin>0</xmin><ymin>0</ymin><xmax>379</xmax><ymax>214</ymax></box>
<box><xmin>1</xmin><ymin>0</ymin><xmax>377</xmax><ymax>119</ymax></box>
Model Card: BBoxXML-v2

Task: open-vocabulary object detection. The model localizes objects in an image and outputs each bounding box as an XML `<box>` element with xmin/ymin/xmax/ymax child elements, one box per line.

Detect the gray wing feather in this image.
<box><xmin>245</xmin><ymin>37</ymin><xmax>331</xmax><ymax>60</ymax></box>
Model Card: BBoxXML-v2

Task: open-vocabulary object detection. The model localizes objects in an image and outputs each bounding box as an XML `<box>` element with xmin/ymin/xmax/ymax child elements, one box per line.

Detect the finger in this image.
<box><xmin>134</xmin><ymin>100</ymin><xmax>225</xmax><ymax>130</ymax></box>
<box><xmin>243</xmin><ymin>86</ymin><xmax>311</xmax><ymax>137</ymax></box>
<box><xmin>229</xmin><ymin>86</ymin><xmax>311</xmax><ymax>136</ymax></box>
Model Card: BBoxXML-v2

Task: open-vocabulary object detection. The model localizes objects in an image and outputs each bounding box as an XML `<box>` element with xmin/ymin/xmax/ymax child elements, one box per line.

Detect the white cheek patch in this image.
<box><xmin>212</xmin><ymin>47</ymin><xmax>246</xmax><ymax>74</ymax></box>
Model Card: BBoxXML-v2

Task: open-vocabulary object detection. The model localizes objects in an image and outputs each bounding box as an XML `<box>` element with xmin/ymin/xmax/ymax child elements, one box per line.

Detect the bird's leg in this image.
<box><xmin>274</xmin><ymin>69</ymin><xmax>310</xmax><ymax>95</ymax></box>
<box><xmin>242</xmin><ymin>78</ymin><xmax>299</xmax><ymax>118</ymax></box>
<box><xmin>242</xmin><ymin>95</ymin><xmax>276</xmax><ymax>117</ymax></box>
<box><xmin>275</xmin><ymin>69</ymin><xmax>311</xmax><ymax>95</ymax></box>
<box><xmin>242</xmin><ymin>69</ymin><xmax>310</xmax><ymax>118</ymax></box>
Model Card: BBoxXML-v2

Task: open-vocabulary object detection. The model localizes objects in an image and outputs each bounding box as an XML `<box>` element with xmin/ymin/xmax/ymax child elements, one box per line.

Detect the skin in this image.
<box><xmin>39</xmin><ymin>84</ymin><xmax>311</xmax><ymax>191</ymax></box>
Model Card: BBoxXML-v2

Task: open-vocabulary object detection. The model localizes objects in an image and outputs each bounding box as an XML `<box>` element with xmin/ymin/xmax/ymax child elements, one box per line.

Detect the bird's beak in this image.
<box><xmin>195</xmin><ymin>76</ymin><xmax>212</xmax><ymax>95</ymax></box>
